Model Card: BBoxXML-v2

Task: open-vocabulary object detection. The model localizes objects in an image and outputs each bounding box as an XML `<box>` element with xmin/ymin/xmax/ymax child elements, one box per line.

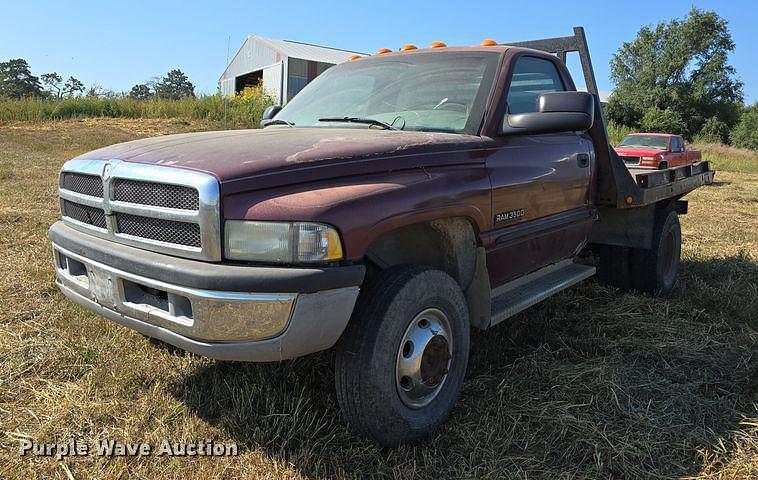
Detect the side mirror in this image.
<box><xmin>500</xmin><ymin>91</ymin><xmax>594</xmax><ymax>136</ymax></box>
<box><xmin>259</xmin><ymin>105</ymin><xmax>283</xmax><ymax>128</ymax></box>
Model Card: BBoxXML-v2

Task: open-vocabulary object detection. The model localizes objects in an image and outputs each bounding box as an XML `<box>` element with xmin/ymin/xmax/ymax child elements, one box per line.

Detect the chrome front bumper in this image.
<box><xmin>50</xmin><ymin>223</ymin><xmax>361</xmax><ymax>362</ymax></box>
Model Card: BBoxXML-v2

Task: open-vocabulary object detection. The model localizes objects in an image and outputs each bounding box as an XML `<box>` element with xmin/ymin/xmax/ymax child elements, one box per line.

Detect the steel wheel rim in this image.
<box><xmin>395</xmin><ymin>307</ymin><xmax>453</xmax><ymax>409</ymax></box>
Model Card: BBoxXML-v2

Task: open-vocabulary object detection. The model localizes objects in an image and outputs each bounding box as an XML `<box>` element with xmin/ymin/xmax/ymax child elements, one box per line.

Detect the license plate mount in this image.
<box><xmin>88</xmin><ymin>266</ymin><xmax>118</xmax><ymax>309</ymax></box>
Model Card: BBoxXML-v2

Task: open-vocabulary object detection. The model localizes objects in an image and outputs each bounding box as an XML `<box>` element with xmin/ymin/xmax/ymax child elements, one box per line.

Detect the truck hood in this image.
<box><xmin>74</xmin><ymin>127</ymin><xmax>491</xmax><ymax>194</ymax></box>
<box><xmin>614</xmin><ymin>147</ymin><xmax>665</xmax><ymax>157</ymax></box>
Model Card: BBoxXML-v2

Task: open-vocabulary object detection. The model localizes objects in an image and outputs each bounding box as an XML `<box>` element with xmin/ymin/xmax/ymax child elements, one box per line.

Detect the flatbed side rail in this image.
<box><xmin>506</xmin><ymin>27</ymin><xmax>713</xmax><ymax>208</ymax></box>
<box><xmin>631</xmin><ymin>161</ymin><xmax>715</xmax><ymax>205</ymax></box>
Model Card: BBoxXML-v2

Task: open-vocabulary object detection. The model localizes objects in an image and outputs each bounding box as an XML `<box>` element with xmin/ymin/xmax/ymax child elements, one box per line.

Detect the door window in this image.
<box><xmin>507</xmin><ymin>56</ymin><xmax>566</xmax><ymax>114</ymax></box>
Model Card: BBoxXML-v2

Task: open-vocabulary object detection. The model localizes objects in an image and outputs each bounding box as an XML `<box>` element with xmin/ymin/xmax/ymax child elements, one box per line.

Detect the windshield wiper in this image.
<box><xmin>261</xmin><ymin>118</ymin><xmax>294</xmax><ymax>128</ymax></box>
<box><xmin>317</xmin><ymin>116</ymin><xmax>398</xmax><ymax>130</ymax></box>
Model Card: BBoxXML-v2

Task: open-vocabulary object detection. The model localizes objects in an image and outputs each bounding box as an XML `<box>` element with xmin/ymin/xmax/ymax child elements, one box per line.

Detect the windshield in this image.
<box><xmin>619</xmin><ymin>135</ymin><xmax>669</xmax><ymax>150</ymax></box>
<box><xmin>275</xmin><ymin>51</ymin><xmax>501</xmax><ymax>134</ymax></box>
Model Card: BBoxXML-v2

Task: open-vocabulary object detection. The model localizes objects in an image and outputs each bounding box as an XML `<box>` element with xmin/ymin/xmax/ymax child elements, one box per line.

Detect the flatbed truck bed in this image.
<box><xmin>511</xmin><ymin>28</ymin><xmax>715</xmax><ymax>209</ymax></box>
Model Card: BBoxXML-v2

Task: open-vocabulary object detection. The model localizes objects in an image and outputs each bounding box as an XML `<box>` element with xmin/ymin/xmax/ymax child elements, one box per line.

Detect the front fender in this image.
<box><xmin>222</xmin><ymin>165</ymin><xmax>491</xmax><ymax>260</ymax></box>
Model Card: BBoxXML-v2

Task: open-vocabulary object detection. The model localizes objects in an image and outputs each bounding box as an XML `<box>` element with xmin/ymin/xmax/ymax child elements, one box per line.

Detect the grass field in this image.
<box><xmin>0</xmin><ymin>119</ymin><xmax>756</xmax><ymax>479</ymax></box>
<box><xmin>0</xmin><ymin>90</ymin><xmax>273</xmax><ymax>129</ymax></box>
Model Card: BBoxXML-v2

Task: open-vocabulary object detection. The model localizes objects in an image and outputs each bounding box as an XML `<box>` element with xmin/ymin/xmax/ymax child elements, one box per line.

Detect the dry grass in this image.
<box><xmin>0</xmin><ymin>119</ymin><xmax>756</xmax><ymax>479</ymax></box>
<box><xmin>691</xmin><ymin>142</ymin><xmax>758</xmax><ymax>174</ymax></box>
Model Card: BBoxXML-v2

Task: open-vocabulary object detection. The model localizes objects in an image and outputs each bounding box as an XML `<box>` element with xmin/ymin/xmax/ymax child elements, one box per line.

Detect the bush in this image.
<box><xmin>607</xmin><ymin>121</ymin><xmax>634</xmax><ymax>146</ymax></box>
<box><xmin>696</xmin><ymin>116</ymin><xmax>731</xmax><ymax>144</ymax></box>
<box><xmin>730</xmin><ymin>105</ymin><xmax>758</xmax><ymax>150</ymax></box>
<box><xmin>639</xmin><ymin>107</ymin><xmax>686</xmax><ymax>135</ymax></box>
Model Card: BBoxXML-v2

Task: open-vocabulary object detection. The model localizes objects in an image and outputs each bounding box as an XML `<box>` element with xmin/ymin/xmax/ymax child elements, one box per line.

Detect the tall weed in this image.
<box><xmin>0</xmin><ymin>87</ymin><xmax>274</xmax><ymax>129</ymax></box>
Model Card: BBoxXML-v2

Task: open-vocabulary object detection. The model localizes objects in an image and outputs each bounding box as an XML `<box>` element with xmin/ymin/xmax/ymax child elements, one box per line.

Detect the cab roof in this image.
<box><xmin>627</xmin><ymin>133</ymin><xmax>679</xmax><ymax>137</ymax></box>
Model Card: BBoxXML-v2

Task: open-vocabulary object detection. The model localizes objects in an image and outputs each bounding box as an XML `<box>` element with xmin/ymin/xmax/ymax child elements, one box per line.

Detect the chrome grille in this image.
<box><xmin>116</xmin><ymin>213</ymin><xmax>201</xmax><ymax>247</ymax></box>
<box><xmin>57</xmin><ymin>159</ymin><xmax>221</xmax><ymax>261</ymax></box>
<box><xmin>621</xmin><ymin>156</ymin><xmax>640</xmax><ymax>165</ymax></box>
<box><xmin>61</xmin><ymin>172</ymin><xmax>104</xmax><ymax>197</ymax></box>
<box><xmin>113</xmin><ymin>179</ymin><xmax>199</xmax><ymax>211</ymax></box>
<box><xmin>61</xmin><ymin>200</ymin><xmax>107</xmax><ymax>229</ymax></box>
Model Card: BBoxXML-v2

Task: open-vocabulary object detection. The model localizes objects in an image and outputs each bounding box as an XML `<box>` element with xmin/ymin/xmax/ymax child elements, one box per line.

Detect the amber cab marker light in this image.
<box><xmin>480</xmin><ymin>39</ymin><xmax>498</xmax><ymax>46</ymax></box>
<box><xmin>376</xmin><ymin>48</ymin><xmax>392</xmax><ymax>54</ymax></box>
<box><xmin>429</xmin><ymin>41</ymin><xmax>447</xmax><ymax>48</ymax></box>
<box><xmin>348</xmin><ymin>54</ymin><xmax>362</xmax><ymax>61</ymax></box>
<box><xmin>400</xmin><ymin>44</ymin><xmax>417</xmax><ymax>51</ymax></box>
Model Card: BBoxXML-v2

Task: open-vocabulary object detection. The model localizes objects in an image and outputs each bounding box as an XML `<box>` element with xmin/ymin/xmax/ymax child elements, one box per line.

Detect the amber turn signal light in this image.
<box><xmin>429</xmin><ymin>41</ymin><xmax>447</xmax><ymax>48</ymax></box>
<box><xmin>376</xmin><ymin>48</ymin><xmax>392</xmax><ymax>54</ymax></box>
<box><xmin>480</xmin><ymin>39</ymin><xmax>498</xmax><ymax>46</ymax></box>
<box><xmin>400</xmin><ymin>44</ymin><xmax>417</xmax><ymax>51</ymax></box>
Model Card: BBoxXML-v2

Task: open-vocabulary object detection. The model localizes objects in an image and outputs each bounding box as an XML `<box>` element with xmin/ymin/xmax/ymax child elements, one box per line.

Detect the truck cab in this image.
<box><xmin>616</xmin><ymin>133</ymin><xmax>702</xmax><ymax>169</ymax></box>
<box><xmin>49</xmin><ymin>28</ymin><xmax>713</xmax><ymax>446</ymax></box>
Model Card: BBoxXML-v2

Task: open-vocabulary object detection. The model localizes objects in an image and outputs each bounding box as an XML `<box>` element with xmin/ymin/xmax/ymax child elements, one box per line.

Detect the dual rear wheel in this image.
<box><xmin>596</xmin><ymin>208</ymin><xmax>681</xmax><ymax>296</ymax></box>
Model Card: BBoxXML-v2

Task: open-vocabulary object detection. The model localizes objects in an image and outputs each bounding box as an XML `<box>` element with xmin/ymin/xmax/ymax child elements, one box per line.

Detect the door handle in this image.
<box><xmin>577</xmin><ymin>153</ymin><xmax>589</xmax><ymax>168</ymax></box>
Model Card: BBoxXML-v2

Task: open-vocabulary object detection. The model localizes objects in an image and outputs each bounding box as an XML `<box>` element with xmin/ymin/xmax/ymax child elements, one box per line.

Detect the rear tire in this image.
<box><xmin>334</xmin><ymin>265</ymin><xmax>470</xmax><ymax>446</ymax></box>
<box><xmin>596</xmin><ymin>244</ymin><xmax>633</xmax><ymax>290</ymax></box>
<box><xmin>630</xmin><ymin>209</ymin><xmax>681</xmax><ymax>296</ymax></box>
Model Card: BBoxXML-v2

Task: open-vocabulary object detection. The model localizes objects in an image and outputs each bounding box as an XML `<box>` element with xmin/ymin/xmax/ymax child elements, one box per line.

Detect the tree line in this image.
<box><xmin>0</xmin><ymin>59</ymin><xmax>196</xmax><ymax>101</ymax></box>
<box><xmin>606</xmin><ymin>8</ymin><xmax>756</xmax><ymax>150</ymax></box>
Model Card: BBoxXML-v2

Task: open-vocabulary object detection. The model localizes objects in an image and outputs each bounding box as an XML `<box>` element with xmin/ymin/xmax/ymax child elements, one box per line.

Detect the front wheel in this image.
<box><xmin>334</xmin><ymin>266</ymin><xmax>470</xmax><ymax>446</ymax></box>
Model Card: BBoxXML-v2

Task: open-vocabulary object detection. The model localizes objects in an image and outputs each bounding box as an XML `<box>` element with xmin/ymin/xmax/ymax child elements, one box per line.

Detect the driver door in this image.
<box><xmin>485</xmin><ymin>55</ymin><xmax>594</xmax><ymax>287</ymax></box>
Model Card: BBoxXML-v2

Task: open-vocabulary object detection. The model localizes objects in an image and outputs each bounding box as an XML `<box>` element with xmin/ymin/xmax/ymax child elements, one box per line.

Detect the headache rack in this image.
<box><xmin>507</xmin><ymin>27</ymin><xmax>714</xmax><ymax>209</ymax></box>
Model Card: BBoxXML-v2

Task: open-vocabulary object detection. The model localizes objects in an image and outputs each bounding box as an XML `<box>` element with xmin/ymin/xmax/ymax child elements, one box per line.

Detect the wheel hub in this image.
<box><xmin>395</xmin><ymin>308</ymin><xmax>453</xmax><ymax>408</ymax></box>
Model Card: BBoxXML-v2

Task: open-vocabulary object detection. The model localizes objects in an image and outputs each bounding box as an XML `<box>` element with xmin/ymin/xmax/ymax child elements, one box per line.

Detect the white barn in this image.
<box><xmin>219</xmin><ymin>35</ymin><xmax>365</xmax><ymax>104</ymax></box>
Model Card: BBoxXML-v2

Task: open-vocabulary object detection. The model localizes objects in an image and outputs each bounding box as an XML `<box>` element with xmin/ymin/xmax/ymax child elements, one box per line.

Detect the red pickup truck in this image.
<box><xmin>49</xmin><ymin>28</ymin><xmax>714</xmax><ymax>446</ymax></box>
<box><xmin>615</xmin><ymin>133</ymin><xmax>701</xmax><ymax>169</ymax></box>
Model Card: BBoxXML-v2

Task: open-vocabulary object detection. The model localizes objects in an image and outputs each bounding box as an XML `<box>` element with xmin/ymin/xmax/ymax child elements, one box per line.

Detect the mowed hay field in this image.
<box><xmin>0</xmin><ymin>119</ymin><xmax>756</xmax><ymax>479</ymax></box>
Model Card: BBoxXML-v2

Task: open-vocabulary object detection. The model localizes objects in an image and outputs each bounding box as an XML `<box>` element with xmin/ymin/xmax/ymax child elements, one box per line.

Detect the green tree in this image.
<box><xmin>730</xmin><ymin>104</ymin><xmax>758</xmax><ymax>150</ymax></box>
<box><xmin>129</xmin><ymin>83</ymin><xmax>153</xmax><ymax>100</ymax></box>
<box><xmin>40</xmin><ymin>72</ymin><xmax>63</xmax><ymax>99</ymax></box>
<box><xmin>606</xmin><ymin>8</ymin><xmax>743</xmax><ymax>138</ymax></box>
<box><xmin>155</xmin><ymin>69</ymin><xmax>194</xmax><ymax>100</ymax></box>
<box><xmin>63</xmin><ymin>76</ymin><xmax>85</xmax><ymax>97</ymax></box>
<box><xmin>0</xmin><ymin>58</ymin><xmax>42</xmax><ymax>98</ymax></box>
<box><xmin>697</xmin><ymin>116</ymin><xmax>730</xmax><ymax>144</ymax></box>
<box><xmin>639</xmin><ymin>107</ymin><xmax>687</xmax><ymax>135</ymax></box>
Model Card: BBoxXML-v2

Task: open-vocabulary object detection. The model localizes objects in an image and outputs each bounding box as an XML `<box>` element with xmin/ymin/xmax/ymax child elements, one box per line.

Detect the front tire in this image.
<box><xmin>335</xmin><ymin>265</ymin><xmax>470</xmax><ymax>446</ymax></box>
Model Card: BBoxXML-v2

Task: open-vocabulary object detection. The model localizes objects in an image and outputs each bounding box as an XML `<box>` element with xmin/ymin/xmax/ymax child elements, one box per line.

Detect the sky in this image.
<box><xmin>1</xmin><ymin>0</ymin><xmax>756</xmax><ymax>102</ymax></box>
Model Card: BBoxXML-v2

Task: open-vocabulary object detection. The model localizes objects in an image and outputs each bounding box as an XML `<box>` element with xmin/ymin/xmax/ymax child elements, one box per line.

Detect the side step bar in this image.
<box><xmin>490</xmin><ymin>260</ymin><xmax>596</xmax><ymax>327</ymax></box>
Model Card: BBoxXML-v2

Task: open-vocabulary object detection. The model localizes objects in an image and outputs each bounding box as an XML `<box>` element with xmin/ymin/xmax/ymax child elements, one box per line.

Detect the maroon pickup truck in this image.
<box><xmin>615</xmin><ymin>133</ymin><xmax>702</xmax><ymax>169</ymax></box>
<box><xmin>49</xmin><ymin>28</ymin><xmax>713</xmax><ymax>446</ymax></box>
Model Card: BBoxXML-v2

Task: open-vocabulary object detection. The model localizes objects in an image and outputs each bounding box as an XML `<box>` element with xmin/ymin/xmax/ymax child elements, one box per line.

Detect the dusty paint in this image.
<box><xmin>69</xmin><ymin>47</ymin><xmax>607</xmax><ymax>286</ymax></box>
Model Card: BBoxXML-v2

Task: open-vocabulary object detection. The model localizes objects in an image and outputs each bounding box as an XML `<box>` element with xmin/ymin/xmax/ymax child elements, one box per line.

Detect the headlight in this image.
<box><xmin>224</xmin><ymin>221</ymin><xmax>343</xmax><ymax>263</ymax></box>
<box><xmin>641</xmin><ymin>156</ymin><xmax>655</xmax><ymax>162</ymax></box>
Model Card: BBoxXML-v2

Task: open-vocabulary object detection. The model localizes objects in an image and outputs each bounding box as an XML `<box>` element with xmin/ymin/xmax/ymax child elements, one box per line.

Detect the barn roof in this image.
<box><xmin>254</xmin><ymin>36</ymin><xmax>365</xmax><ymax>64</ymax></box>
<box><xmin>220</xmin><ymin>35</ymin><xmax>366</xmax><ymax>81</ymax></box>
